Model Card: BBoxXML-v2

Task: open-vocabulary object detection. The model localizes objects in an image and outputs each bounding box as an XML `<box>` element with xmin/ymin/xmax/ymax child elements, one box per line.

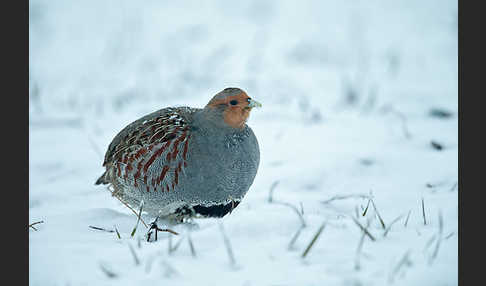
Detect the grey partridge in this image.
<box><xmin>95</xmin><ymin>88</ymin><xmax>261</xmax><ymax>223</ymax></box>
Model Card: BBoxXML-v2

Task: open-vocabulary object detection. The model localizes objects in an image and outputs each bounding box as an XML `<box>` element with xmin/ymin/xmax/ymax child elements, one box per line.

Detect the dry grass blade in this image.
<box><xmin>169</xmin><ymin>236</ymin><xmax>185</xmax><ymax>254</ymax></box>
<box><xmin>354</xmin><ymin>219</ymin><xmax>371</xmax><ymax>270</ymax></box>
<box><xmin>390</xmin><ymin>108</ymin><xmax>412</xmax><ymax>139</ymax></box>
<box><xmin>362</xmin><ymin>198</ymin><xmax>371</xmax><ymax>216</ymax></box>
<box><xmin>430</xmin><ymin>140</ymin><xmax>443</xmax><ymax>151</ymax></box>
<box><xmin>438</xmin><ymin>210</ymin><xmax>443</xmax><ymax>234</ymax></box>
<box><xmin>370</xmin><ymin>199</ymin><xmax>386</xmax><ymax>229</ymax></box>
<box><xmin>404</xmin><ymin>210</ymin><xmax>412</xmax><ymax>227</ymax></box>
<box><xmin>160</xmin><ymin>260</ymin><xmax>180</xmax><ymax>278</ymax></box>
<box><xmin>29</xmin><ymin>220</ymin><xmax>44</xmax><ymax>231</ymax></box>
<box><xmin>429</xmin><ymin>210</ymin><xmax>444</xmax><ymax>264</ymax></box>
<box><xmin>114</xmin><ymin>225</ymin><xmax>121</xmax><ymax>239</ymax></box>
<box><xmin>445</xmin><ymin>232</ymin><xmax>454</xmax><ymax>240</ymax></box>
<box><xmin>383</xmin><ymin>214</ymin><xmax>405</xmax><ymax>237</ymax></box>
<box><xmin>429</xmin><ymin>236</ymin><xmax>442</xmax><ymax>264</ymax></box>
<box><xmin>188</xmin><ymin>234</ymin><xmax>197</xmax><ymax>258</ymax></box>
<box><xmin>158</xmin><ymin>228</ymin><xmax>179</xmax><ymax>235</ymax></box>
<box><xmin>219</xmin><ymin>222</ymin><xmax>236</xmax><ymax>266</ymax></box>
<box><xmin>288</xmin><ymin>225</ymin><xmax>305</xmax><ymax>251</ymax></box>
<box><xmin>354</xmin><ymin>232</ymin><xmax>366</xmax><ymax>270</ymax></box>
<box><xmin>424</xmin><ymin>234</ymin><xmax>437</xmax><ymax>251</ymax></box>
<box><xmin>449</xmin><ymin>182</ymin><xmax>458</xmax><ymax>192</ymax></box>
<box><xmin>389</xmin><ymin>250</ymin><xmax>412</xmax><ymax>283</ymax></box>
<box><xmin>89</xmin><ymin>225</ymin><xmax>114</xmax><ymax>233</ymax></box>
<box><xmin>351</xmin><ymin>217</ymin><xmax>376</xmax><ymax>241</ymax></box>
<box><xmin>109</xmin><ymin>185</ymin><xmax>148</xmax><ymax>228</ymax></box>
<box><xmin>128</xmin><ymin>243</ymin><xmax>140</xmax><ymax>266</ymax></box>
<box><xmin>145</xmin><ymin>255</ymin><xmax>156</xmax><ymax>274</ymax></box>
<box><xmin>421</xmin><ymin>198</ymin><xmax>427</xmax><ymax>225</ymax></box>
<box><xmin>99</xmin><ymin>263</ymin><xmax>118</xmax><ymax>278</ymax></box>
<box><xmin>321</xmin><ymin>194</ymin><xmax>369</xmax><ymax>204</ymax></box>
<box><xmin>273</xmin><ymin>200</ymin><xmax>306</xmax><ymax>227</ymax></box>
<box><xmin>268</xmin><ymin>180</ymin><xmax>279</xmax><ymax>203</ymax></box>
<box><xmin>301</xmin><ymin>222</ymin><xmax>326</xmax><ymax>258</ymax></box>
<box><xmin>131</xmin><ymin>200</ymin><xmax>144</xmax><ymax>237</ymax></box>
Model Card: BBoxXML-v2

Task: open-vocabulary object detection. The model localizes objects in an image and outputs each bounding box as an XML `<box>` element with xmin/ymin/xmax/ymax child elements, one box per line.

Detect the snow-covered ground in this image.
<box><xmin>29</xmin><ymin>0</ymin><xmax>458</xmax><ymax>285</ymax></box>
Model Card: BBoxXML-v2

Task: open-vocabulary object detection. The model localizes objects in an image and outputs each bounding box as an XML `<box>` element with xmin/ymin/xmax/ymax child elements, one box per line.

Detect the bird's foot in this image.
<box><xmin>146</xmin><ymin>218</ymin><xmax>179</xmax><ymax>242</ymax></box>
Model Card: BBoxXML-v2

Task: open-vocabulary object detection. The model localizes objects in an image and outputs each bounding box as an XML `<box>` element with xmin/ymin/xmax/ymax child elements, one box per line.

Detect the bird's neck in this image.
<box><xmin>194</xmin><ymin>108</ymin><xmax>247</xmax><ymax>133</ymax></box>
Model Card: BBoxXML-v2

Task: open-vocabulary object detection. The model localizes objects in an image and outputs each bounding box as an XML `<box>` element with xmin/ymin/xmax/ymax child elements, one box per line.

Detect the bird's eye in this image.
<box><xmin>230</xmin><ymin>100</ymin><xmax>238</xmax><ymax>105</ymax></box>
<box><xmin>247</xmin><ymin>98</ymin><xmax>251</xmax><ymax>103</ymax></box>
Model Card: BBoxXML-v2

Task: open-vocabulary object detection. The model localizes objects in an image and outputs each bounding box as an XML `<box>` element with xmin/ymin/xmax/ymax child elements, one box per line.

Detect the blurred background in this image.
<box><xmin>29</xmin><ymin>0</ymin><xmax>457</xmax><ymax>120</ymax></box>
<box><xmin>29</xmin><ymin>1</ymin><xmax>458</xmax><ymax>285</ymax></box>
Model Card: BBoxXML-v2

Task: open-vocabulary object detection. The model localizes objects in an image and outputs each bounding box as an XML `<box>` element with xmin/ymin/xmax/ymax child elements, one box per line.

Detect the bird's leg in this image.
<box><xmin>146</xmin><ymin>217</ymin><xmax>160</xmax><ymax>242</ymax></box>
<box><xmin>146</xmin><ymin>216</ymin><xmax>179</xmax><ymax>242</ymax></box>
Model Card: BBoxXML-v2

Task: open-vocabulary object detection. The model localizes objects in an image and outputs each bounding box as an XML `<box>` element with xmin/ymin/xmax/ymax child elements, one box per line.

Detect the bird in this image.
<box><xmin>95</xmin><ymin>87</ymin><xmax>261</xmax><ymax>237</ymax></box>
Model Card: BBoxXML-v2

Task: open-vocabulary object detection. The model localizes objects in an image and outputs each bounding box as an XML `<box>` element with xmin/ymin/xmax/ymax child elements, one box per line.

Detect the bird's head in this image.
<box><xmin>205</xmin><ymin>87</ymin><xmax>262</xmax><ymax>129</ymax></box>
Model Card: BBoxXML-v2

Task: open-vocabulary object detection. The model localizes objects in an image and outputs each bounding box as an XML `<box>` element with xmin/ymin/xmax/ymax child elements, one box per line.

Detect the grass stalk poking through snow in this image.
<box><xmin>424</xmin><ymin>234</ymin><xmax>437</xmax><ymax>252</ymax></box>
<box><xmin>301</xmin><ymin>222</ymin><xmax>326</xmax><ymax>258</ymax></box>
<box><xmin>267</xmin><ymin>181</ymin><xmax>306</xmax><ymax>227</ymax></box>
<box><xmin>321</xmin><ymin>194</ymin><xmax>369</xmax><ymax>204</ymax></box>
<box><xmin>404</xmin><ymin>210</ymin><xmax>412</xmax><ymax>227</ymax></box>
<box><xmin>168</xmin><ymin>236</ymin><xmax>185</xmax><ymax>255</ymax></box>
<box><xmin>351</xmin><ymin>216</ymin><xmax>376</xmax><ymax>242</ymax></box>
<box><xmin>355</xmin><ymin>218</ymin><xmax>372</xmax><ymax>270</ymax></box>
<box><xmin>362</xmin><ymin>198</ymin><xmax>371</xmax><ymax>216</ymax></box>
<box><xmin>449</xmin><ymin>182</ymin><xmax>458</xmax><ymax>192</ymax></box>
<box><xmin>267</xmin><ymin>180</ymin><xmax>279</xmax><ymax>203</ymax></box>
<box><xmin>371</xmin><ymin>199</ymin><xmax>386</xmax><ymax>229</ymax></box>
<box><xmin>389</xmin><ymin>107</ymin><xmax>412</xmax><ymax>139</ymax></box>
<box><xmin>114</xmin><ymin>225</ymin><xmax>121</xmax><ymax>239</ymax></box>
<box><xmin>128</xmin><ymin>243</ymin><xmax>140</xmax><ymax>266</ymax></box>
<box><xmin>421</xmin><ymin>198</ymin><xmax>427</xmax><ymax>225</ymax></box>
<box><xmin>188</xmin><ymin>233</ymin><xmax>197</xmax><ymax>258</ymax></box>
<box><xmin>383</xmin><ymin>214</ymin><xmax>405</xmax><ymax>237</ymax></box>
<box><xmin>388</xmin><ymin>250</ymin><xmax>412</xmax><ymax>283</ymax></box>
<box><xmin>271</xmin><ymin>200</ymin><xmax>306</xmax><ymax>227</ymax></box>
<box><xmin>29</xmin><ymin>220</ymin><xmax>44</xmax><ymax>231</ymax></box>
<box><xmin>89</xmin><ymin>226</ymin><xmax>115</xmax><ymax>233</ymax></box>
<box><xmin>131</xmin><ymin>200</ymin><xmax>144</xmax><ymax>237</ymax></box>
<box><xmin>99</xmin><ymin>263</ymin><xmax>118</xmax><ymax>279</ymax></box>
<box><xmin>109</xmin><ymin>185</ymin><xmax>148</xmax><ymax>228</ymax></box>
<box><xmin>219</xmin><ymin>222</ymin><xmax>236</xmax><ymax>267</ymax></box>
<box><xmin>288</xmin><ymin>225</ymin><xmax>305</xmax><ymax>251</ymax></box>
<box><xmin>429</xmin><ymin>210</ymin><xmax>444</xmax><ymax>264</ymax></box>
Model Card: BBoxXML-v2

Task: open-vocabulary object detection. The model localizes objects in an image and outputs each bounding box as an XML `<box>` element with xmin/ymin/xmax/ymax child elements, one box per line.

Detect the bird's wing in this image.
<box><xmin>103</xmin><ymin>107</ymin><xmax>196</xmax><ymax>167</ymax></box>
<box><xmin>101</xmin><ymin>107</ymin><xmax>198</xmax><ymax>191</ymax></box>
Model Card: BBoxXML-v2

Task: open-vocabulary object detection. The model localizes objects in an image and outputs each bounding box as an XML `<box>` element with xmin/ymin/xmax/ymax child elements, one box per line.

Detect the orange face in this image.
<box><xmin>207</xmin><ymin>91</ymin><xmax>254</xmax><ymax>129</ymax></box>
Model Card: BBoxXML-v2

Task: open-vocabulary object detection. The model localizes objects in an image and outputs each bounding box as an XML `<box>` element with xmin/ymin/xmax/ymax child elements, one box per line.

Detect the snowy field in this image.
<box><xmin>29</xmin><ymin>0</ymin><xmax>458</xmax><ymax>285</ymax></box>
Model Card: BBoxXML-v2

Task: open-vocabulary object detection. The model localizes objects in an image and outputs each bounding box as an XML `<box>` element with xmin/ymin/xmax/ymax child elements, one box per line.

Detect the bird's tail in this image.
<box><xmin>95</xmin><ymin>171</ymin><xmax>109</xmax><ymax>185</ymax></box>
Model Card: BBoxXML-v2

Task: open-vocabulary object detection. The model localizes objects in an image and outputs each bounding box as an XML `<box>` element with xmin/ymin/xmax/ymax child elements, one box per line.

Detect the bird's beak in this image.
<box><xmin>248</xmin><ymin>98</ymin><xmax>262</xmax><ymax>108</ymax></box>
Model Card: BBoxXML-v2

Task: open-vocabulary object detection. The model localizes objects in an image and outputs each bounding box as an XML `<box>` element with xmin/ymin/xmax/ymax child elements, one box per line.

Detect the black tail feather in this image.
<box><xmin>95</xmin><ymin>171</ymin><xmax>108</xmax><ymax>185</ymax></box>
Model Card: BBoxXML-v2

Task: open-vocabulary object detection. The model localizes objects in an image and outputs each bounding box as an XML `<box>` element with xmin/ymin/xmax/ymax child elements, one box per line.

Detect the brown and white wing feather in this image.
<box><xmin>96</xmin><ymin>107</ymin><xmax>196</xmax><ymax>193</ymax></box>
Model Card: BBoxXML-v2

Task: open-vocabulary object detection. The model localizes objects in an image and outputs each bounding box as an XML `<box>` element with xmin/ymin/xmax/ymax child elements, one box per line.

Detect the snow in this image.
<box><xmin>29</xmin><ymin>0</ymin><xmax>458</xmax><ymax>285</ymax></box>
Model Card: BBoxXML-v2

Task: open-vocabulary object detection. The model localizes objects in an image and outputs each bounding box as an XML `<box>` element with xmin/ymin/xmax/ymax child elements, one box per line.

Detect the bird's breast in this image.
<box><xmin>180</xmin><ymin>125</ymin><xmax>259</xmax><ymax>203</ymax></box>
